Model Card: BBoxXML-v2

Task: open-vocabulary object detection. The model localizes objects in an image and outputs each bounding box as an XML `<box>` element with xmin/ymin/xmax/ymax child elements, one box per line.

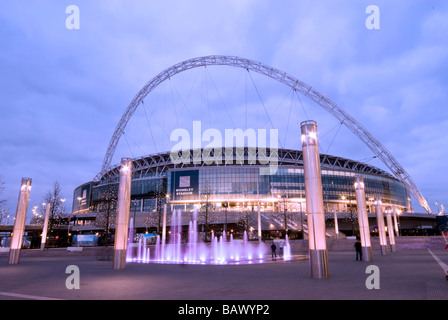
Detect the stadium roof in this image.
<box><xmin>96</xmin><ymin>147</ymin><xmax>393</xmax><ymax>182</ymax></box>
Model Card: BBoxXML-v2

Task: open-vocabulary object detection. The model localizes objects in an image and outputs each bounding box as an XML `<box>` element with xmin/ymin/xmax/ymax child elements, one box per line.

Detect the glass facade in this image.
<box><xmin>73</xmin><ymin>152</ymin><xmax>409</xmax><ymax>214</ymax></box>
<box><xmin>166</xmin><ymin>166</ymin><xmax>408</xmax><ymax>212</ymax></box>
<box><xmin>74</xmin><ymin>176</ymin><xmax>167</xmax><ymax>214</ymax></box>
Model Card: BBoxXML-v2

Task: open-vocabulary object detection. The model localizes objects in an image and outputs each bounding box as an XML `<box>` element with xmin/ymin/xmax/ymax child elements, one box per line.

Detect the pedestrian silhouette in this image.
<box><xmin>354</xmin><ymin>236</ymin><xmax>362</xmax><ymax>261</ymax></box>
<box><xmin>271</xmin><ymin>242</ymin><xmax>277</xmax><ymax>260</ymax></box>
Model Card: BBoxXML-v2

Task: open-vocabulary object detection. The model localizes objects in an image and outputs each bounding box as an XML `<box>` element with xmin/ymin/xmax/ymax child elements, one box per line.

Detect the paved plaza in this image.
<box><xmin>1</xmin><ymin>248</ymin><xmax>448</xmax><ymax>301</ymax></box>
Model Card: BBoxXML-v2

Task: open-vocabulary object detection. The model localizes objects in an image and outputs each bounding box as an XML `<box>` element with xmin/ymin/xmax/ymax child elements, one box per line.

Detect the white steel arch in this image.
<box><xmin>99</xmin><ymin>55</ymin><xmax>431</xmax><ymax>213</ymax></box>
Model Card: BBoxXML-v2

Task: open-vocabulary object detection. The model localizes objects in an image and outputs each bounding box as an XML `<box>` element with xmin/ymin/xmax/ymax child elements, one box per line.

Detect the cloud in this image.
<box><xmin>0</xmin><ymin>1</ymin><xmax>446</xmax><ymax>215</ymax></box>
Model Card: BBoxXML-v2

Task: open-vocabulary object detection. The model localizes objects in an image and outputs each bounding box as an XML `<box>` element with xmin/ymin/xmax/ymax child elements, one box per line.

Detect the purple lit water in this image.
<box><xmin>126</xmin><ymin>209</ymin><xmax>292</xmax><ymax>265</ymax></box>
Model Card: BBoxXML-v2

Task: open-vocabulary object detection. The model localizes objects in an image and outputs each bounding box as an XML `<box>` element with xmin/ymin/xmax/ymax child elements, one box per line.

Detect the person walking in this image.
<box><xmin>354</xmin><ymin>236</ymin><xmax>362</xmax><ymax>261</ymax></box>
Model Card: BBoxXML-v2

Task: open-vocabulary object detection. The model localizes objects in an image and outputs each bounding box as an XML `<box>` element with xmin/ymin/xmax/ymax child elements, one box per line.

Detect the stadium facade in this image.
<box><xmin>72</xmin><ymin>147</ymin><xmax>413</xmax><ymax>238</ymax></box>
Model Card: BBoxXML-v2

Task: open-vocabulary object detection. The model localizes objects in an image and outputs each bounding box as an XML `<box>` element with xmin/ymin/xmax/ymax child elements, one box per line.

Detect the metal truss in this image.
<box><xmin>98</xmin><ymin>55</ymin><xmax>431</xmax><ymax>213</ymax></box>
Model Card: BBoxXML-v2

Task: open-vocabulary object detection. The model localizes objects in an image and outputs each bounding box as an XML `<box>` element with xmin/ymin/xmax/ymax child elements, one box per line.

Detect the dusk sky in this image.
<box><xmin>0</xmin><ymin>0</ymin><xmax>447</xmax><ymax>220</ymax></box>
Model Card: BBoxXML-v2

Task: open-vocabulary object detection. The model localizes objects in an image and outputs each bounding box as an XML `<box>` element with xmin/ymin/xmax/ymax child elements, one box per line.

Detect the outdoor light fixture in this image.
<box><xmin>301</xmin><ymin>120</ymin><xmax>329</xmax><ymax>278</ymax></box>
<box><xmin>354</xmin><ymin>175</ymin><xmax>373</xmax><ymax>261</ymax></box>
<box><xmin>385</xmin><ymin>207</ymin><xmax>396</xmax><ymax>252</ymax></box>
<box><xmin>354</xmin><ymin>181</ymin><xmax>365</xmax><ymax>189</ymax></box>
<box><xmin>113</xmin><ymin>158</ymin><xmax>133</xmax><ymax>270</ymax></box>
<box><xmin>9</xmin><ymin>178</ymin><xmax>32</xmax><ymax>265</ymax></box>
<box><xmin>374</xmin><ymin>197</ymin><xmax>389</xmax><ymax>256</ymax></box>
<box><xmin>20</xmin><ymin>184</ymin><xmax>31</xmax><ymax>192</ymax></box>
<box><xmin>41</xmin><ymin>203</ymin><xmax>51</xmax><ymax>250</ymax></box>
<box><xmin>301</xmin><ymin>131</ymin><xmax>317</xmax><ymax>144</ymax></box>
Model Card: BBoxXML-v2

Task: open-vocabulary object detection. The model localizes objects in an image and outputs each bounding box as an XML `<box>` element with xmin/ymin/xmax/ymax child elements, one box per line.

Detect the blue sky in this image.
<box><xmin>0</xmin><ymin>0</ymin><xmax>447</xmax><ymax>219</ymax></box>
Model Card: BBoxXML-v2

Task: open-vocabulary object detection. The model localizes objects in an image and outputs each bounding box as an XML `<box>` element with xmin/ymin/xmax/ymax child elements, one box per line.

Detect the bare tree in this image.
<box><xmin>144</xmin><ymin>180</ymin><xmax>167</xmax><ymax>236</ymax></box>
<box><xmin>198</xmin><ymin>180</ymin><xmax>216</xmax><ymax>241</ymax></box>
<box><xmin>94</xmin><ymin>183</ymin><xmax>118</xmax><ymax>246</ymax></box>
<box><xmin>34</xmin><ymin>181</ymin><xmax>67</xmax><ymax>247</ymax></box>
<box><xmin>272</xmin><ymin>192</ymin><xmax>293</xmax><ymax>238</ymax></box>
<box><xmin>340</xmin><ymin>197</ymin><xmax>358</xmax><ymax>236</ymax></box>
<box><xmin>0</xmin><ymin>177</ymin><xmax>9</xmax><ymax>224</ymax></box>
<box><xmin>236</xmin><ymin>204</ymin><xmax>256</xmax><ymax>234</ymax></box>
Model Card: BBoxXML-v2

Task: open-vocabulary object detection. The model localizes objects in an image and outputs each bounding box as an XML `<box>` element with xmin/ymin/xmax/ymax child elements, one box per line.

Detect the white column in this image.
<box><xmin>333</xmin><ymin>205</ymin><xmax>339</xmax><ymax>239</ymax></box>
<box><xmin>354</xmin><ymin>175</ymin><xmax>373</xmax><ymax>261</ymax></box>
<box><xmin>392</xmin><ymin>205</ymin><xmax>399</xmax><ymax>237</ymax></box>
<box><xmin>257</xmin><ymin>203</ymin><xmax>262</xmax><ymax>242</ymax></box>
<box><xmin>9</xmin><ymin>178</ymin><xmax>32</xmax><ymax>264</ymax></box>
<box><xmin>161</xmin><ymin>203</ymin><xmax>167</xmax><ymax>260</ymax></box>
<box><xmin>385</xmin><ymin>208</ymin><xmax>396</xmax><ymax>252</ymax></box>
<box><xmin>375</xmin><ymin>198</ymin><xmax>389</xmax><ymax>256</ymax></box>
<box><xmin>301</xmin><ymin>120</ymin><xmax>329</xmax><ymax>278</ymax></box>
<box><xmin>40</xmin><ymin>203</ymin><xmax>51</xmax><ymax>250</ymax></box>
<box><xmin>162</xmin><ymin>203</ymin><xmax>167</xmax><ymax>243</ymax></box>
<box><xmin>113</xmin><ymin>158</ymin><xmax>133</xmax><ymax>270</ymax></box>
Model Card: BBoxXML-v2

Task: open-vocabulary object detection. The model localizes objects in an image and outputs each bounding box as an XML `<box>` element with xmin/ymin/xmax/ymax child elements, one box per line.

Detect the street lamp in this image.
<box><xmin>375</xmin><ymin>198</ymin><xmax>389</xmax><ymax>256</ymax></box>
<box><xmin>41</xmin><ymin>202</ymin><xmax>51</xmax><ymax>250</ymax></box>
<box><xmin>299</xmin><ymin>201</ymin><xmax>304</xmax><ymax>238</ymax></box>
<box><xmin>132</xmin><ymin>198</ymin><xmax>138</xmax><ymax>229</ymax></box>
<box><xmin>436</xmin><ymin>201</ymin><xmax>441</xmax><ymax>215</ymax></box>
<box><xmin>113</xmin><ymin>158</ymin><xmax>133</xmax><ymax>270</ymax></box>
<box><xmin>9</xmin><ymin>178</ymin><xmax>32</xmax><ymax>264</ymax></box>
<box><xmin>301</xmin><ymin>120</ymin><xmax>328</xmax><ymax>278</ymax></box>
<box><xmin>222</xmin><ymin>201</ymin><xmax>228</xmax><ymax>236</ymax></box>
<box><xmin>396</xmin><ymin>208</ymin><xmax>402</xmax><ymax>236</ymax></box>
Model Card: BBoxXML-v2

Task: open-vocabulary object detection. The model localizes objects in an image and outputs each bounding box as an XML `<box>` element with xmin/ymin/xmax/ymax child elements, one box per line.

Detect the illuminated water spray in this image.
<box><xmin>125</xmin><ymin>209</ymin><xmax>293</xmax><ymax>265</ymax></box>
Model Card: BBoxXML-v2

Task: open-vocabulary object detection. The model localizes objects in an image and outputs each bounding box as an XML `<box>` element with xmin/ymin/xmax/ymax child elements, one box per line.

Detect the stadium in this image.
<box><xmin>69</xmin><ymin>55</ymin><xmax>439</xmax><ymax>245</ymax></box>
<box><xmin>71</xmin><ymin>146</ymin><xmax>417</xmax><ymax>241</ymax></box>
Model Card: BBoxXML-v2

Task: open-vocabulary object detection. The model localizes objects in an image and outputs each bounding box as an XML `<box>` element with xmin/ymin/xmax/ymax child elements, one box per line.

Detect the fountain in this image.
<box><xmin>126</xmin><ymin>209</ymin><xmax>293</xmax><ymax>265</ymax></box>
<box><xmin>283</xmin><ymin>234</ymin><xmax>292</xmax><ymax>261</ymax></box>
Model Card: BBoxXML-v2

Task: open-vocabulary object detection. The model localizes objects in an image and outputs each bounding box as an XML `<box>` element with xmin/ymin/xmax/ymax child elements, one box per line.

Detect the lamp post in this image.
<box><xmin>375</xmin><ymin>198</ymin><xmax>389</xmax><ymax>256</ymax></box>
<box><xmin>41</xmin><ymin>203</ymin><xmax>51</xmax><ymax>250</ymax></box>
<box><xmin>385</xmin><ymin>207</ymin><xmax>396</xmax><ymax>252</ymax></box>
<box><xmin>354</xmin><ymin>175</ymin><xmax>373</xmax><ymax>261</ymax></box>
<box><xmin>59</xmin><ymin>198</ymin><xmax>71</xmax><ymax>244</ymax></box>
<box><xmin>132</xmin><ymin>198</ymin><xmax>138</xmax><ymax>230</ymax></box>
<box><xmin>223</xmin><ymin>201</ymin><xmax>229</xmax><ymax>237</ymax></box>
<box><xmin>113</xmin><ymin>158</ymin><xmax>133</xmax><ymax>270</ymax></box>
<box><xmin>257</xmin><ymin>202</ymin><xmax>262</xmax><ymax>242</ymax></box>
<box><xmin>301</xmin><ymin>120</ymin><xmax>329</xmax><ymax>278</ymax></box>
<box><xmin>396</xmin><ymin>209</ymin><xmax>402</xmax><ymax>236</ymax></box>
<box><xmin>299</xmin><ymin>201</ymin><xmax>304</xmax><ymax>239</ymax></box>
<box><xmin>9</xmin><ymin>178</ymin><xmax>32</xmax><ymax>264</ymax></box>
<box><xmin>333</xmin><ymin>204</ymin><xmax>339</xmax><ymax>239</ymax></box>
<box><xmin>392</xmin><ymin>205</ymin><xmax>399</xmax><ymax>237</ymax></box>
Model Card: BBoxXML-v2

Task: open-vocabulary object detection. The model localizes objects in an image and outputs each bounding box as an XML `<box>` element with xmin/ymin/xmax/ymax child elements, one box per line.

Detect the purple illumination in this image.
<box><xmin>125</xmin><ymin>209</ymin><xmax>296</xmax><ymax>265</ymax></box>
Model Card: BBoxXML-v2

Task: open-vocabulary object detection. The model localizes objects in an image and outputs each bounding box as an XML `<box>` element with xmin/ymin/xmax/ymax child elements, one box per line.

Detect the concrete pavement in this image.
<box><xmin>1</xmin><ymin>248</ymin><xmax>448</xmax><ymax>301</ymax></box>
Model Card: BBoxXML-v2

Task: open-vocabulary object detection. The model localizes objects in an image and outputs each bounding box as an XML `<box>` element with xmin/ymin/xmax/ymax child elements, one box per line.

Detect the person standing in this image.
<box><xmin>271</xmin><ymin>242</ymin><xmax>277</xmax><ymax>260</ymax></box>
<box><xmin>354</xmin><ymin>236</ymin><xmax>363</xmax><ymax>261</ymax></box>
